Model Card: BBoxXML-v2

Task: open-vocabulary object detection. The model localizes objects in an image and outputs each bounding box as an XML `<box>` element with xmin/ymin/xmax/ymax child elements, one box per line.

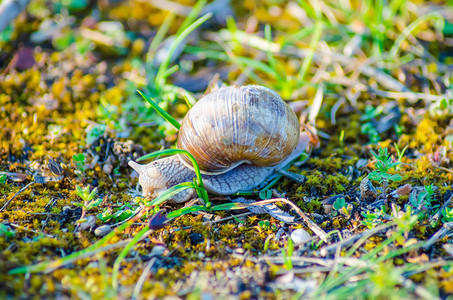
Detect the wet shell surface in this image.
<box><xmin>177</xmin><ymin>85</ymin><xmax>300</xmax><ymax>174</ymax></box>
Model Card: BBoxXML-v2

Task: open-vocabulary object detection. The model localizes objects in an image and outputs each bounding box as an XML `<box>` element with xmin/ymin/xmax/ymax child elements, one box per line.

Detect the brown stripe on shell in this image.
<box><xmin>177</xmin><ymin>85</ymin><xmax>300</xmax><ymax>175</ymax></box>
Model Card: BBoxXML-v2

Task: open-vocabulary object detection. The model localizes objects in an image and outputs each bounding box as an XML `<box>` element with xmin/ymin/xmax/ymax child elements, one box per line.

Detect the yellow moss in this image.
<box><xmin>415</xmin><ymin>156</ymin><xmax>432</xmax><ymax>174</ymax></box>
<box><xmin>363</xmin><ymin>241</ymin><xmax>376</xmax><ymax>251</ymax></box>
<box><xmin>413</xmin><ymin>119</ymin><xmax>439</xmax><ymax>152</ymax></box>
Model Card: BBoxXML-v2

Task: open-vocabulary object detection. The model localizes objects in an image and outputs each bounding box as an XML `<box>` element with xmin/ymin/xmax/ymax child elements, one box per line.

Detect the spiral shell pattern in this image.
<box><xmin>177</xmin><ymin>85</ymin><xmax>300</xmax><ymax>174</ymax></box>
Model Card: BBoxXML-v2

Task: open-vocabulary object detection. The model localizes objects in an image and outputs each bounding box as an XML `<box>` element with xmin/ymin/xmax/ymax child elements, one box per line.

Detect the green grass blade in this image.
<box><xmin>264</xmin><ymin>24</ymin><xmax>280</xmax><ymax>80</ymax></box>
<box><xmin>137</xmin><ymin>90</ymin><xmax>181</xmax><ymax>130</ymax></box>
<box><xmin>137</xmin><ymin>149</ymin><xmax>209</xmax><ymax>204</ymax></box>
<box><xmin>184</xmin><ymin>46</ymin><xmax>229</xmax><ymax>61</ymax></box>
<box><xmin>166</xmin><ymin>202</ymin><xmax>248</xmax><ymax>219</ymax></box>
<box><xmin>137</xmin><ymin>148</ymin><xmax>181</xmax><ymax>161</ymax></box>
<box><xmin>145</xmin><ymin>182</ymin><xmax>199</xmax><ymax>207</ymax></box>
<box><xmin>284</xmin><ymin>25</ymin><xmax>316</xmax><ymax>45</ymax></box>
<box><xmin>146</xmin><ymin>12</ymin><xmax>176</xmax><ymax>78</ymax></box>
<box><xmin>222</xmin><ymin>51</ymin><xmax>263</xmax><ymax>84</ymax></box>
<box><xmin>262</xmin><ymin>174</ymin><xmax>283</xmax><ymax>191</ymax></box>
<box><xmin>371</xmin><ymin>0</ymin><xmax>384</xmax><ymax>56</ymax></box>
<box><xmin>167</xmin><ymin>205</ymin><xmax>208</xmax><ymax>218</ymax></box>
<box><xmin>176</xmin><ymin>0</ymin><xmax>207</xmax><ymax>35</ymax></box>
<box><xmin>155</xmin><ymin>12</ymin><xmax>212</xmax><ymax>88</ymax></box>
<box><xmin>389</xmin><ymin>12</ymin><xmax>444</xmax><ymax>59</ymax></box>
<box><xmin>9</xmin><ymin>210</ymin><xmax>142</xmax><ymax>274</ymax></box>
<box><xmin>112</xmin><ymin>226</ymin><xmax>149</xmax><ymax>291</ymax></box>
<box><xmin>162</xmin><ymin>84</ymin><xmax>196</xmax><ymax>107</ymax></box>
<box><xmin>235</xmin><ymin>56</ymin><xmax>280</xmax><ymax>80</ymax></box>
<box><xmin>159</xmin><ymin>65</ymin><xmax>180</xmax><ymax>80</ymax></box>
<box><xmin>209</xmin><ymin>202</ymin><xmax>247</xmax><ymax>211</ymax></box>
<box><xmin>296</xmin><ymin>0</ymin><xmax>318</xmax><ymax>19</ymax></box>
<box><xmin>298</xmin><ymin>20</ymin><xmax>323</xmax><ymax>84</ymax></box>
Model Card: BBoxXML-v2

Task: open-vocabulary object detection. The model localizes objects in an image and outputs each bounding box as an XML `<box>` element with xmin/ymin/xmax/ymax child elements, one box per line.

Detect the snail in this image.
<box><xmin>128</xmin><ymin>85</ymin><xmax>312</xmax><ymax>203</ymax></box>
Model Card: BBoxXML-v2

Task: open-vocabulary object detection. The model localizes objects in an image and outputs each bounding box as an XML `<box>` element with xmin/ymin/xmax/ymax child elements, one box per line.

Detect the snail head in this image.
<box><xmin>128</xmin><ymin>160</ymin><xmax>168</xmax><ymax>198</ymax></box>
<box><xmin>128</xmin><ymin>157</ymin><xmax>197</xmax><ymax>203</ymax></box>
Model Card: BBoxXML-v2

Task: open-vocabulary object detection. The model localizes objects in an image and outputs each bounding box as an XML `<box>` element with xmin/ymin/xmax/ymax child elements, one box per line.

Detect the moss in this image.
<box><xmin>0</xmin><ymin>0</ymin><xmax>452</xmax><ymax>298</ymax></box>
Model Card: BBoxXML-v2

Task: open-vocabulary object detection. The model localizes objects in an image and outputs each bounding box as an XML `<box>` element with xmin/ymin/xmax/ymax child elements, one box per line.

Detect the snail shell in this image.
<box><xmin>177</xmin><ymin>85</ymin><xmax>300</xmax><ymax>174</ymax></box>
<box><xmin>128</xmin><ymin>85</ymin><xmax>308</xmax><ymax>203</ymax></box>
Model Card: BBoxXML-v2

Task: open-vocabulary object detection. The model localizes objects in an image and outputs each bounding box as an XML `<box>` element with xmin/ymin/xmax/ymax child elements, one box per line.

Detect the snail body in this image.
<box><xmin>129</xmin><ymin>85</ymin><xmax>309</xmax><ymax>203</ymax></box>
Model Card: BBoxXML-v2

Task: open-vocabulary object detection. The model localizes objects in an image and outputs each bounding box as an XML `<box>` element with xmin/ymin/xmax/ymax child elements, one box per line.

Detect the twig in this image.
<box><xmin>14</xmin><ymin>228</ymin><xmax>154</xmax><ymax>274</ymax></box>
<box><xmin>16</xmin><ymin>210</ymin><xmax>59</xmax><ymax>216</ymax></box>
<box><xmin>0</xmin><ymin>181</ymin><xmax>34</xmax><ymax>212</ymax></box>
<box><xmin>330</xmin><ymin>97</ymin><xmax>345</xmax><ymax>125</ymax></box>
<box><xmin>139</xmin><ymin>0</ymin><xmax>192</xmax><ymax>16</ymax></box>
<box><xmin>283</xmin><ymin>47</ymin><xmax>410</xmax><ymax>92</ymax></box>
<box><xmin>202</xmin><ymin>212</ymin><xmax>253</xmax><ymax>225</ymax></box>
<box><xmin>399</xmin><ymin>261</ymin><xmax>450</xmax><ymax>299</ymax></box>
<box><xmin>284</xmin><ymin>266</ymin><xmax>331</xmax><ymax>274</ymax></box>
<box><xmin>400</xmin><ymin>277</ymin><xmax>440</xmax><ymax>300</ymax></box>
<box><xmin>257</xmin><ymin>255</ymin><xmax>367</xmax><ymax>268</ymax></box>
<box><xmin>0</xmin><ymin>0</ymin><xmax>30</xmax><ymax>33</ymax></box>
<box><xmin>369</xmin><ymin>87</ymin><xmax>449</xmax><ymax>102</ymax></box>
<box><xmin>49</xmin><ymin>230</ymin><xmax>154</xmax><ymax>273</ymax></box>
<box><xmin>214</xmin><ymin>28</ymin><xmax>411</xmax><ymax>100</ymax></box>
<box><xmin>432</xmin><ymin>164</ymin><xmax>453</xmax><ymax>174</ymax></box>
<box><xmin>247</xmin><ymin>198</ymin><xmax>328</xmax><ymax>241</ymax></box>
<box><xmin>402</xmin><ymin>260</ymin><xmax>451</xmax><ymax>277</ymax></box>
<box><xmin>319</xmin><ymin>223</ymin><xmax>393</xmax><ymax>256</ymax></box>
<box><xmin>429</xmin><ymin>192</ymin><xmax>453</xmax><ymax>224</ymax></box>
<box><xmin>8</xmin><ymin>223</ymin><xmax>54</xmax><ymax>238</ymax></box>
<box><xmin>308</xmin><ymin>83</ymin><xmax>323</xmax><ymax>124</ymax></box>
<box><xmin>134</xmin><ymin>211</ymin><xmax>254</xmax><ymax>230</ymax></box>
<box><xmin>256</xmin><ymin>255</ymin><xmax>330</xmax><ymax>267</ymax></box>
<box><xmin>422</xmin><ymin>221</ymin><xmax>453</xmax><ymax>250</ymax></box>
<box><xmin>132</xmin><ymin>257</ymin><xmax>156</xmax><ymax>299</ymax></box>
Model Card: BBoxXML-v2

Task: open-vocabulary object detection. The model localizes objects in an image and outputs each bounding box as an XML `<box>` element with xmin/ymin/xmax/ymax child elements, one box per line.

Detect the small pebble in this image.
<box><xmin>94</xmin><ymin>225</ymin><xmax>112</xmax><ymax>237</ymax></box>
<box><xmin>150</xmin><ymin>245</ymin><xmax>166</xmax><ymax>256</ymax></box>
<box><xmin>356</xmin><ymin>158</ymin><xmax>368</xmax><ymax>169</ymax></box>
<box><xmin>78</xmin><ymin>216</ymin><xmax>96</xmax><ymax>231</ymax></box>
<box><xmin>322</xmin><ymin>194</ymin><xmax>346</xmax><ymax>214</ymax></box>
<box><xmin>323</xmin><ymin>204</ymin><xmax>332</xmax><ymax>215</ymax></box>
<box><xmin>311</xmin><ymin>213</ymin><xmax>324</xmax><ymax>223</ymax></box>
<box><xmin>189</xmin><ymin>232</ymin><xmax>204</xmax><ymax>245</ymax></box>
<box><xmin>290</xmin><ymin>228</ymin><xmax>311</xmax><ymax>245</ymax></box>
<box><xmin>390</xmin><ymin>184</ymin><xmax>412</xmax><ymax>198</ymax></box>
<box><xmin>275</xmin><ymin>227</ymin><xmax>285</xmax><ymax>240</ymax></box>
<box><xmin>103</xmin><ymin>163</ymin><xmax>113</xmax><ymax>174</ymax></box>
